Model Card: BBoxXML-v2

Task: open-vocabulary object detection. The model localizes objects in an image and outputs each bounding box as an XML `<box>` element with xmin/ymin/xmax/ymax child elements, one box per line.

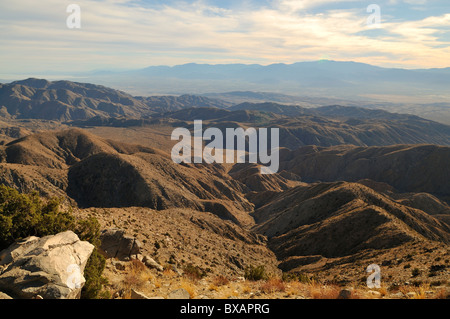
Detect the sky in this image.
<box><xmin>0</xmin><ymin>0</ymin><xmax>449</xmax><ymax>77</ymax></box>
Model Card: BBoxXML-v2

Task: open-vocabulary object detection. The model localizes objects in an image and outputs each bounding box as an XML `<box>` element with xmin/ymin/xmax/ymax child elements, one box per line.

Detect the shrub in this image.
<box><xmin>282</xmin><ymin>272</ymin><xmax>312</xmax><ymax>284</ymax></box>
<box><xmin>183</xmin><ymin>263</ymin><xmax>206</xmax><ymax>281</ymax></box>
<box><xmin>81</xmin><ymin>249</ymin><xmax>109</xmax><ymax>299</ymax></box>
<box><xmin>244</xmin><ymin>265</ymin><xmax>268</xmax><ymax>281</ymax></box>
<box><xmin>0</xmin><ymin>185</ymin><xmax>74</xmax><ymax>249</ymax></box>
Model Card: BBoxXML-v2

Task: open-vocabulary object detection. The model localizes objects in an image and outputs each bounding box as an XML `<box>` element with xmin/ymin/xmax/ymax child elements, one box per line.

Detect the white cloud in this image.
<box><xmin>0</xmin><ymin>0</ymin><xmax>449</xmax><ymax>74</ymax></box>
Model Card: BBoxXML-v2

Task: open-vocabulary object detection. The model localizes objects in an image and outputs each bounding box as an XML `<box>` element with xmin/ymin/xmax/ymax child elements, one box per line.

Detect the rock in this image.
<box><xmin>131</xmin><ymin>289</ymin><xmax>151</xmax><ymax>299</ymax></box>
<box><xmin>111</xmin><ymin>260</ymin><xmax>127</xmax><ymax>271</ymax></box>
<box><xmin>131</xmin><ymin>254</ymin><xmax>144</xmax><ymax>262</ymax></box>
<box><xmin>99</xmin><ymin>228</ymin><xmax>142</xmax><ymax>260</ymax></box>
<box><xmin>0</xmin><ymin>236</ymin><xmax>40</xmax><ymax>265</ymax></box>
<box><xmin>168</xmin><ymin>288</ymin><xmax>191</xmax><ymax>299</ymax></box>
<box><xmin>172</xmin><ymin>266</ymin><xmax>183</xmax><ymax>276</ymax></box>
<box><xmin>0</xmin><ymin>231</ymin><xmax>94</xmax><ymax>299</ymax></box>
<box><xmin>390</xmin><ymin>292</ymin><xmax>404</xmax><ymax>299</ymax></box>
<box><xmin>143</xmin><ymin>255</ymin><xmax>164</xmax><ymax>272</ymax></box>
<box><xmin>0</xmin><ymin>292</ymin><xmax>12</xmax><ymax>299</ymax></box>
<box><xmin>337</xmin><ymin>289</ymin><xmax>353</xmax><ymax>299</ymax></box>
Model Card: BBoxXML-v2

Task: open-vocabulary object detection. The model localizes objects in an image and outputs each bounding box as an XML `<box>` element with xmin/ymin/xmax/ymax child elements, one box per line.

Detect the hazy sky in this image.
<box><xmin>1</xmin><ymin>0</ymin><xmax>449</xmax><ymax>76</ymax></box>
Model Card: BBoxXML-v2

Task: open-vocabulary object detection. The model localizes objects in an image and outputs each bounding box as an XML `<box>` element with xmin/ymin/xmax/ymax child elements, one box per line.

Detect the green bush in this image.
<box><xmin>244</xmin><ymin>265</ymin><xmax>268</xmax><ymax>281</ymax></box>
<box><xmin>0</xmin><ymin>185</ymin><xmax>75</xmax><ymax>249</ymax></box>
<box><xmin>81</xmin><ymin>249</ymin><xmax>109</xmax><ymax>299</ymax></box>
<box><xmin>183</xmin><ymin>263</ymin><xmax>206</xmax><ymax>281</ymax></box>
<box><xmin>0</xmin><ymin>185</ymin><xmax>107</xmax><ymax>299</ymax></box>
<box><xmin>282</xmin><ymin>272</ymin><xmax>312</xmax><ymax>284</ymax></box>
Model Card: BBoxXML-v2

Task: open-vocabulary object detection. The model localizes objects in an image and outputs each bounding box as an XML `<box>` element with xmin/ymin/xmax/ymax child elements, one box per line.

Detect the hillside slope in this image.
<box><xmin>252</xmin><ymin>182</ymin><xmax>450</xmax><ymax>271</ymax></box>
<box><xmin>279</xmin><ymin>144</ymin><xmax>450</xmax><ymax>202</ymax></box>
<box><xmin>0</xmin><ymin>128</ymin><xmax>254</xmax><ymax>226</ymax></box>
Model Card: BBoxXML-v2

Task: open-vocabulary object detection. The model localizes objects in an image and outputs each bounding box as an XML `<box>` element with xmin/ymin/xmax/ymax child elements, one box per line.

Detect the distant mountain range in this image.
<box><xmin>0</xmin><ymin>78</ymin><xmax>228</xmax><ymax>121</ymax></box>
<box><xmin>2</xmin><ymin>78</ymin><xmax>450</xmax><ymax>149</ymax></box>
<box><xmin>77</xmin><ymin>60</ymin><xmax>450</xmax><ymax>101</ymax></box>
<box><xmin>46</xmin><ymin>60</ymin><xmax>449</xmax><ymax>125</ymax></box>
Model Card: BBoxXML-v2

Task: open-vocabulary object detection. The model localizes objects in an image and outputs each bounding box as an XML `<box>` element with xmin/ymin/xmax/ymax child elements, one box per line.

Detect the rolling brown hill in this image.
<box><xmin>0</xmin><ymin>128</ymin><xmax>449</xmax><ymax>287</ymax></box>
<box><xmin>0</xmin><ymin>79</ymin><xmax>230</xmax><ymax>121</ymax></box>
<box><xmin>0</xmin><ymin>79</ymin><xmax>151</xmax><ymax>121</ymax></box>
<box><xmin>252</xmin><ymin>182</ymin><xmax>450</xmax><ymax>272</ymax></box>
<box><xmin>157</xmin><ymin>106</ymin><xmax>450</xmax><ymax>148</ymax></box>
<box><xmin>278</xmin><ymin>144</ymin><xmax>450</xmax><ymax>202</ymax></box>
<box><xmin>0</xmin><ymin>128</ymin><xmax>254</xmax><ymax>226</ymax></box>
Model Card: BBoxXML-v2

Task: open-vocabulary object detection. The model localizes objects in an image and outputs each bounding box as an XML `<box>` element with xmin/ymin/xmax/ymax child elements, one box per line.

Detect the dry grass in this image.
<box><xmin>212</xmin><ymin>275</ymin><xmax>230</xmax><ymax>287</ymax></box>
<box><xmin>284</xmin><ymin>281</ymin><xmax>306</xmax><ymax>297</ymax></box>
<box><xmin>122</xmin><ymin>259</ymin><xmax>153</xmax><ymax>291</ymax></box>
<box><xmin>308</xmin><ymin>282</ymin><xmax>341</xmax><ymax>299</ymax></box>
<box><xmin>180</xmin><ymin>280</ymin><xmax>197</xmax><ymax>299</ymax></box>
<box><xmin>399</xmin><ymin>283</ymin><xmax>431</xmax><ymax>299</ymax></box>
<box><xmin>208</xmin><ymin>284</ymin><xmax>219</xmax><ymax>292</ymax></box>
<box><xmin>163</xmin><ymin>267</ymin><xmax>177</xmax><ymax>278</ymax></box>
<box><xmin>434</xmin><ymin>288</ymin><xmax>450</xmax><ymax>299</ymax></box>
<box><xmin>242</xmin><ymin>282</ymin><xmax>252</xmax><ymax>294</ymax></box>
<box><xmin>260</xmin><ymin>278</ymin><xmax>286</xmax><ymax>294</ymax></box>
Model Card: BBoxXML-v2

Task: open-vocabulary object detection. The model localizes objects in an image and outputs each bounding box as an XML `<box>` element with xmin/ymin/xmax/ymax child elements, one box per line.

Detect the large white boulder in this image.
<box><xmin>0</xmin><ymin>231</ymin><xmax>94</xmax><ymax>299</ymax></box>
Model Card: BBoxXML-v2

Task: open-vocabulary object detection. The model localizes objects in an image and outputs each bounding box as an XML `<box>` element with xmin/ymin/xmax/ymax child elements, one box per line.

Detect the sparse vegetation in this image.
<box><xmin>212</xmin><ymin>275</ymin><xmax>230</xmax><ymax>287</ymax></box>
<box><xmin>260</xmin><ymin>278</ymin><xmax>286</xmax><ymax>294</ymax></box>
<box><xmin>0</xmin><ymin>185</ymin><xmax>74</xmax><ymax>249</ymax></box>
<box><xmin>244</xmin><ymin>265</ymin><xmax>268</xmax><ymax>281</ymax></box>
<box><xmin>183</xmin><ymin>263</ymin><xmax>206</xmax><ymax>281</ymax></box>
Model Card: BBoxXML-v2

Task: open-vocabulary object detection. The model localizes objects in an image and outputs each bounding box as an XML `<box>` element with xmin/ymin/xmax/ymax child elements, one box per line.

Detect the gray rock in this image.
<box><xmin>143</xmin><ymin>255</ymin><xmax>164</xmax><ymax>272</ymax></box>
<box><xmin>131</xmin><ymin>289</ymin><xmax>151</xmax><ymax>299</ymax></box>
<box><xmin>0</xmin><ymin>236</ymin><xmax>40</xmax><ymax>266</ymax></box>
<box><xmin>99</xmin><ymin>228</ymin><xmax>142</xmax><ymax>260</ymax></box>
<box><xmin>0</xmin><ymin>231</ymin><xmax>94</xmax><ymax>299</ymax></box>
<box><xmin>168</xmin><ymin>288</ymin><xmax>191</xmax><ymax>299</ymax></box>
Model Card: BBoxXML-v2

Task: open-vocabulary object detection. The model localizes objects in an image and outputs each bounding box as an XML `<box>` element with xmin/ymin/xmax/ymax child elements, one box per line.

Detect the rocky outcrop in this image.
<box><xmin>0</xmin><ymin>231</ymin><xmax>94</xmax><ymax>299</ymax></box>
<box><xmin>99</xmin><ymin>229</ymin><xmax>142</xmax><ymax>260</ymax></box>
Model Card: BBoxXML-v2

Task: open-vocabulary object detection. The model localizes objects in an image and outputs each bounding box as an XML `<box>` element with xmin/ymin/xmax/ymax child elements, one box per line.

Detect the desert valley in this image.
<box><xmin>0</xmin><ymin>78</ymin><xmax>448</xmax><ymax>300</ymax></box>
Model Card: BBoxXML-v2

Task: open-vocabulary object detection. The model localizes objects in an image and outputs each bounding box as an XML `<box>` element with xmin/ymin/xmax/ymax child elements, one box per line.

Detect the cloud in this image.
<box><xmin>0</xmin><ymin>0</ymin><xmax>449</xmax><ymax>75</ymax></box>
